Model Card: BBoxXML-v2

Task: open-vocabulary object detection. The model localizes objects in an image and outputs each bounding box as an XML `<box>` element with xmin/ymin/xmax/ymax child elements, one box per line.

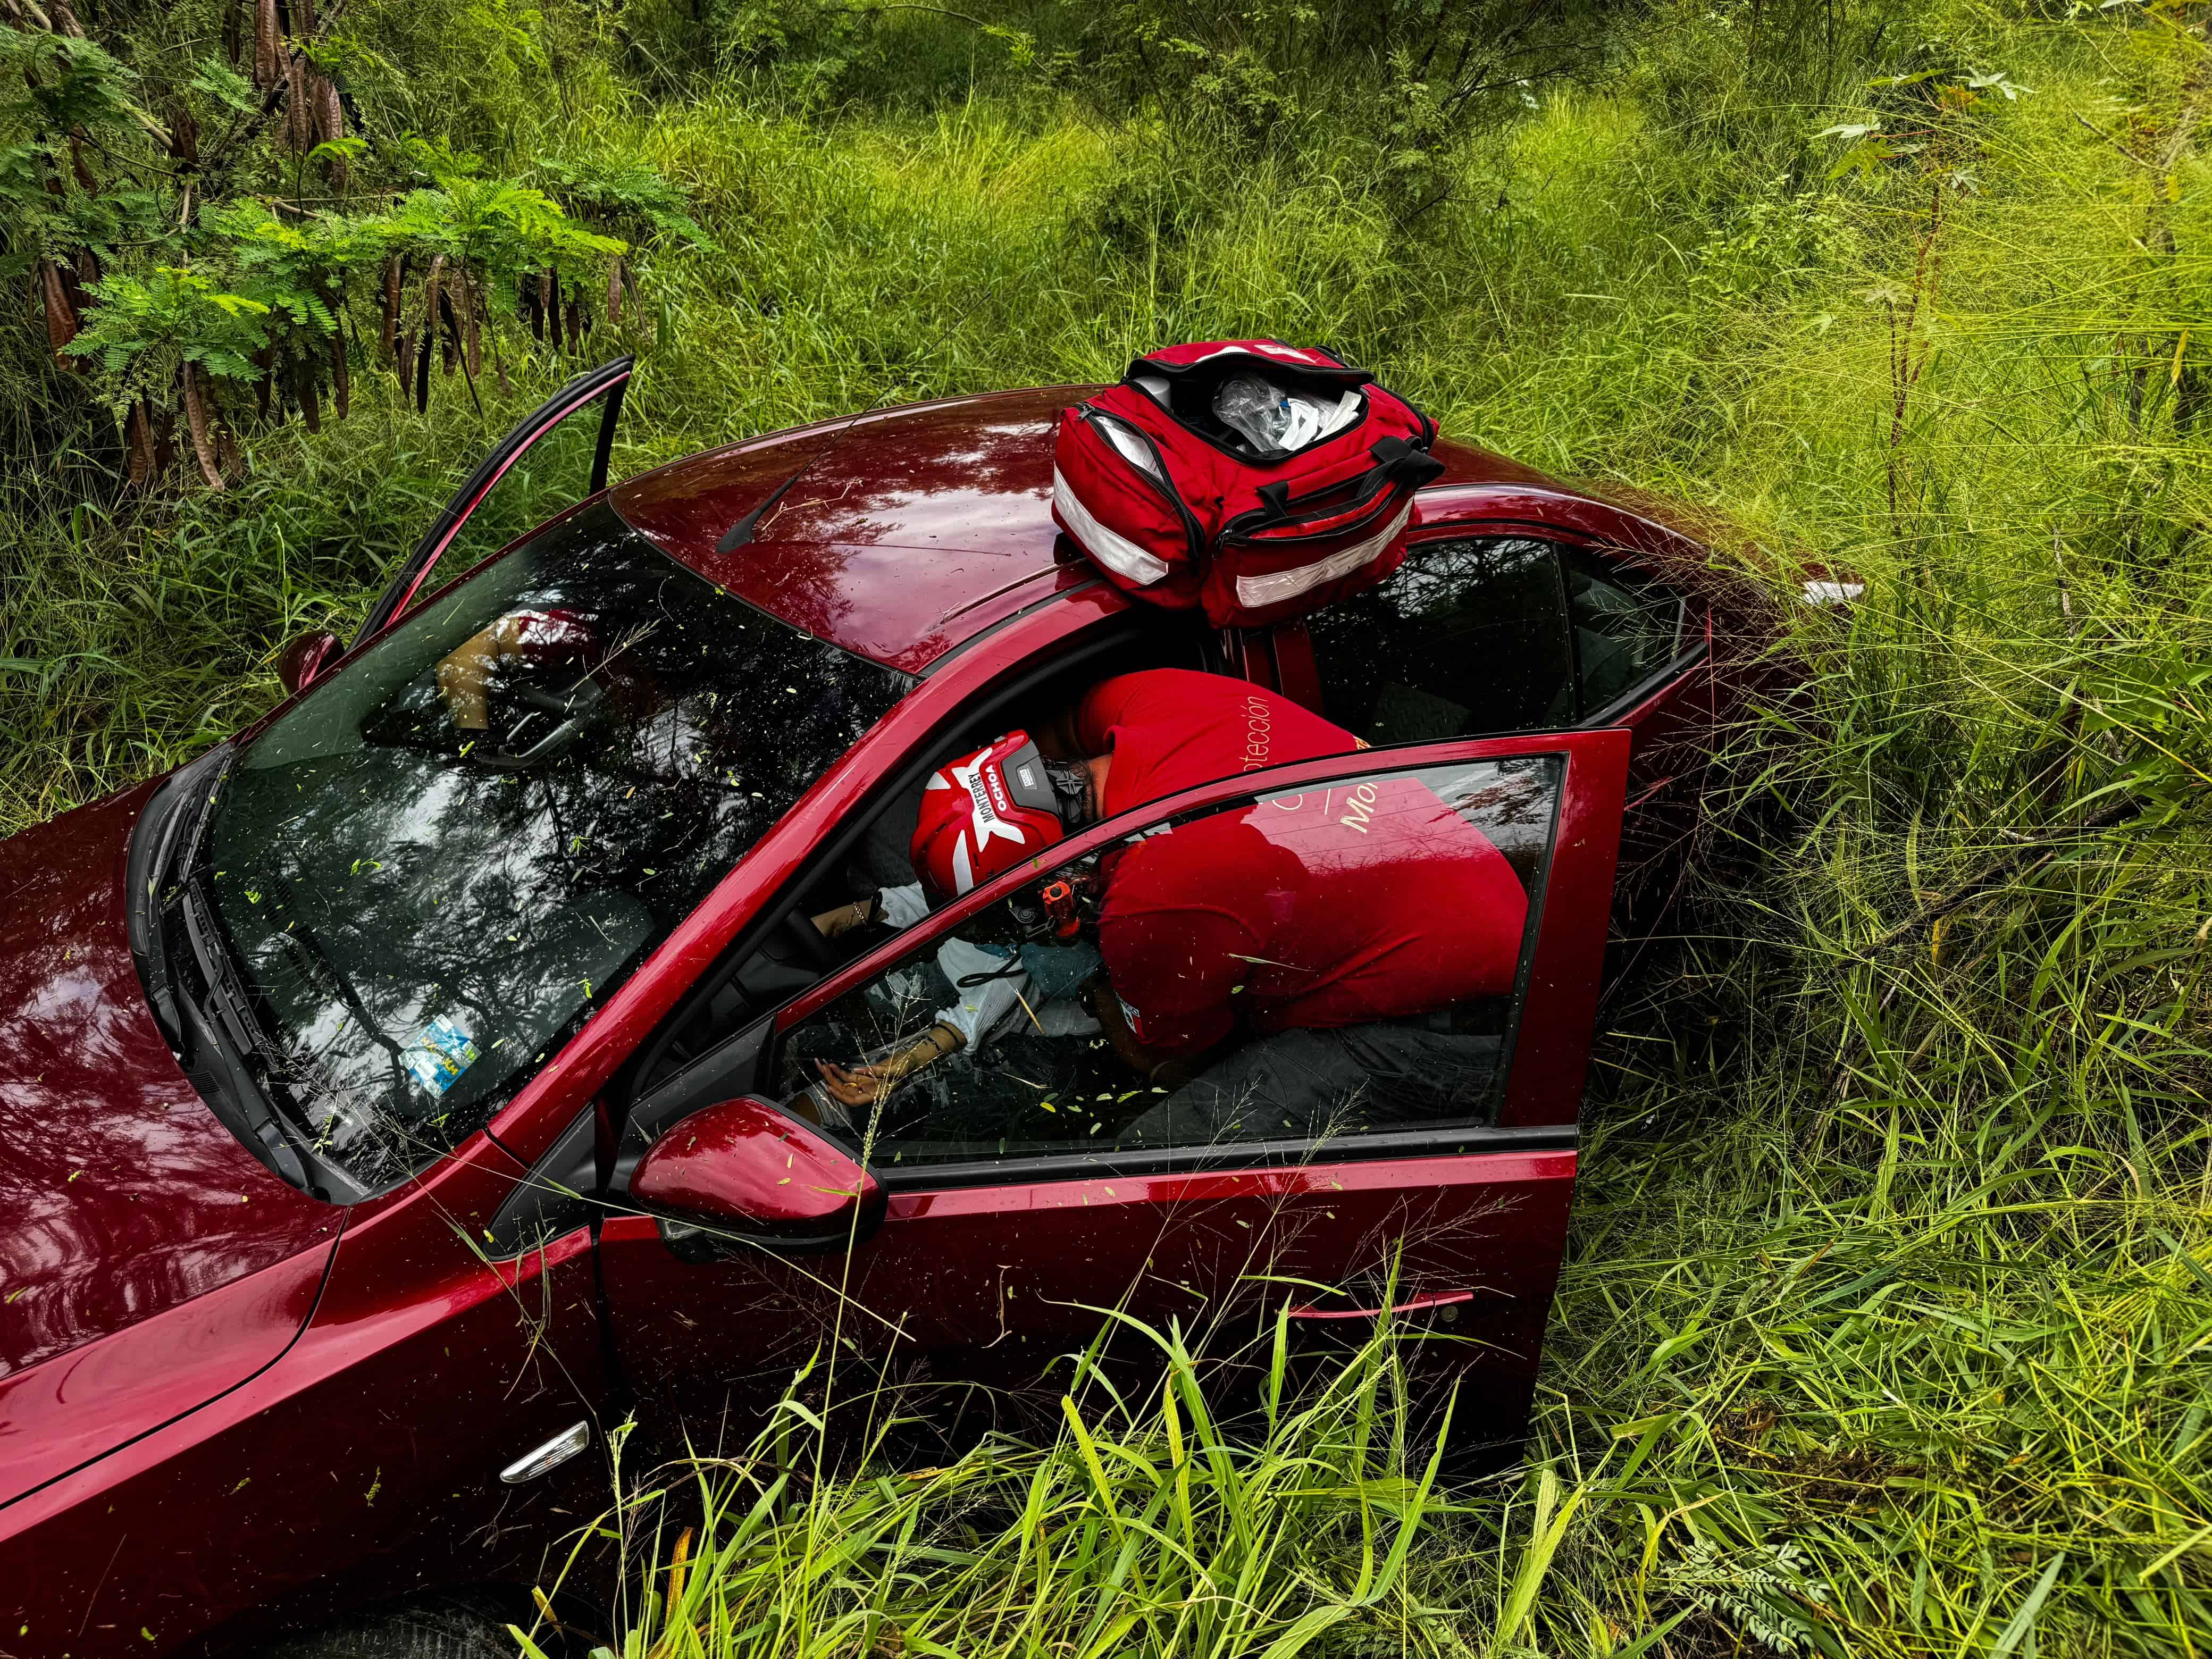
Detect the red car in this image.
<box><xmin>0</xmin><ymin>360</ymin><xmax>1764</xmax><ymax>1655</ymax></box>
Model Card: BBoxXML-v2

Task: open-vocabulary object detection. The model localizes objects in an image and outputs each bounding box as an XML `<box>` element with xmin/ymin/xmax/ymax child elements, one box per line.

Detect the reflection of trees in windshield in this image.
<box><xmin>210</xmin><ymin>502</ymin><xmax>911</xmax><ymax>1191</ymax></box>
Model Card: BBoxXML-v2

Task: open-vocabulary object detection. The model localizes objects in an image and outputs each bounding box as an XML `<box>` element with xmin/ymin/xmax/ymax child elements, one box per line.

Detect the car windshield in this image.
<box><xmin>205</xmin><ymin>500</ymin><xmax>911</xmax><ymax>1191</ymax></box>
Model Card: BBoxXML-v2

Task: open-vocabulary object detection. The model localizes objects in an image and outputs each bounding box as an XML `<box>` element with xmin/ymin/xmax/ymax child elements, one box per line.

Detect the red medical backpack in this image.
<box><xmin>1051</xmin><ymin>339</ymin><xmax>1444</xmax><ymax>629</ymax></box>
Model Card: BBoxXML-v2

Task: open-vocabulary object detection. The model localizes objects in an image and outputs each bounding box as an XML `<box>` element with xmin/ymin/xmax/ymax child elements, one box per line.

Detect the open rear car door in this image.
<box><xmin>597</xmin><ymin>726</ymin><xmax>1629</xmax><ymax>1462</ymax></box>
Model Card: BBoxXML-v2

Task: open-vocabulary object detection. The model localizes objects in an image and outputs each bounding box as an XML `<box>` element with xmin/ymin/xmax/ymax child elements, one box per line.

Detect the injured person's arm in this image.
<box><xmin>811</xmin><ymin>881</ymin><xmax>929</xmax><ymax>941</ymax></box>
<box><xmin>434</xmin><ymin>608</ymin><xmax>596</xmax><ymax>730</ymax></box>
<box><xmin>434</xmin><ymin>624</ymin><xmax>508</xmax><ymax>731</ymax></box>
<box><xmin>812</xmin><ymin>933</ymin><xmax>1026</xmax><ymax>1110</ymax></box>
<box><xmin>809</xmin><ymin>893</ymin><xmax>882</xmax><ymax>940</ymax></box>
<box><xmin>811</xmin><ymin>928</ymin><xmax>1105</xmax><ymax>1114</ymax></box>
<box><xmin>814</xmin><ymin>1018</ymin><xmax>966</xmax><ymax>1110</ymax></box>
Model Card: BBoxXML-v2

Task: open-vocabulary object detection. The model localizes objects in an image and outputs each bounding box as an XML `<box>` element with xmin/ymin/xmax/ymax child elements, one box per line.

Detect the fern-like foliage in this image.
<box><xmin>2</xmin><ymin>5</ymin><xmax>702</xmax><ymax>491</ymax></box>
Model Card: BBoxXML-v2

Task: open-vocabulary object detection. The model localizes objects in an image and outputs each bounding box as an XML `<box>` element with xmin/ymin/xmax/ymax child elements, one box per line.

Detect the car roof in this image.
<box><xmin>608</xmin><ymin>386</ymin><xmax>1627</xmax><ymax>675</ymax></box>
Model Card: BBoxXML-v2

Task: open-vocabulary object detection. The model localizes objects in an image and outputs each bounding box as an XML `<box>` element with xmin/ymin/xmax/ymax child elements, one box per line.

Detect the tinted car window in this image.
<box><xmin>1564</xmin><ymin>548</ymin><xmax>1685</xmax><ymax>711</ymax></box>
<box><xmin>206</xmin><ymin>501</ymin><xmax>910</xmax><ymax>1190</ymax></box>
<box><xmin>778</xmin><ymin>753</ymin><xmax>1562</xmax><ymax>1168</ymax></box>
<box><xmin>1305</xmin><ymin>537</ymin><xmax>1574</xmax><ymax>742</ymax></box>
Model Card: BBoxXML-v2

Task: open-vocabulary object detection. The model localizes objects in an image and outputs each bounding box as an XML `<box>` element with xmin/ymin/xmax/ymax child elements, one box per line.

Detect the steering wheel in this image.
<box><xmin>470</xmin><ymin>677</ymin><xmax>607</xmax><ymax>774</ymax></box>
<box><xmin>776</xmin><ymin>906</ymin><xmax>841</xmax><ymax>973</ymax></box>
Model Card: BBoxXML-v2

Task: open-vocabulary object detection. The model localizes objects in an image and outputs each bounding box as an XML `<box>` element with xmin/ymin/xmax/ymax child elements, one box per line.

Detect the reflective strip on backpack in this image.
<box><xmin>1053</xmin><ymin>466</ymin><xmax>1170</xmax><ymax>586</ymax></box>
<box><xmin>1231</xmin><ymin>497</ymin><xmax>1412</xmax><ymax>610</ymax></box>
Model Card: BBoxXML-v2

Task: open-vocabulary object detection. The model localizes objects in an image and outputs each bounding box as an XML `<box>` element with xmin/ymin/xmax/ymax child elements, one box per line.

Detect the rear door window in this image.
<box><xmin>1563</xmin><ymin>547</ymin><xmax>1685</xmax><ymax>713</ymax></box>
<box><xmin>1303</xmin><ymin>536</ymin><xmax>1574</xmax><ymax>743</ymax></box>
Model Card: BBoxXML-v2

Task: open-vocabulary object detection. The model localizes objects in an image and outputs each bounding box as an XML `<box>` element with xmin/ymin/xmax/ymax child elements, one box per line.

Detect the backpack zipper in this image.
<box><xmin>1220</xmin><ymin>464</ymin><xmax>1407</xmax><ymax>543</ymax></box>
<box><xmin>1080</xmin><ymin>406</ymin><xmax>1206</xmax><ymax>566</ymax></box>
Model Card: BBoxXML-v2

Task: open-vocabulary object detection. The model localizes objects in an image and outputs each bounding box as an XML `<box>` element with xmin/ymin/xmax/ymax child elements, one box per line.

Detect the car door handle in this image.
<box><xmin>1287</xmin><ymin>1288</ymin><xmax>1474</xmax><ymax>1321</ymax></box>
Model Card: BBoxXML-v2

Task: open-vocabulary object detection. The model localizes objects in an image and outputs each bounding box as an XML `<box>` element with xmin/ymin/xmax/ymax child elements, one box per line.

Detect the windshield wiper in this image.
<box><xmin>162</xmin><ymin>756</ymin><xmax>368</xmax><ymax>1201</ymax></box>
<box><xmin>129</xmin><ymin>750</ymin><xmax>223</xmax><ymax>1050</ymax></box>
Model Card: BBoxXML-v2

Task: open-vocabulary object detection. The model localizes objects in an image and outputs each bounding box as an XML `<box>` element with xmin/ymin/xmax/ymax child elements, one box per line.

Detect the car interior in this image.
<box><xmin>610</xmin><ymin>533</ymin><xmax>1689</xmax><ymax>1179</ymax></box>
<box><xmin>611</xmin><ymin>608</ymin><xmax>1219</xmax><ymax>1161</ymax></box>
<box><xmin>1301</xmin><ymin>533</ymin><xmax>1687</xmax><ymax>745</ymax></box>
<box><xmin>767</xmin><ymin>748</ymin><xmax>1562</xmax><ymax>1170</ymax></box>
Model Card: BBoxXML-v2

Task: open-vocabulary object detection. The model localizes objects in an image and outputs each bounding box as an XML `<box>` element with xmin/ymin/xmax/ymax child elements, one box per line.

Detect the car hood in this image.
<box><xmin>0</xmin><ymin>774</ymin><xmax>338</xmax><ymax>1382</ymax></box>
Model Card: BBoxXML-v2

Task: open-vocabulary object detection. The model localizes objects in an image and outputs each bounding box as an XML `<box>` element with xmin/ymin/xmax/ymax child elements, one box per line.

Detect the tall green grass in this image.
<box><xmin>526</xmin><ymin>1311</ymin><xmax>1674</xmax><ymax>1659</ymax></box>
<box><xmin>6</xmin><ymin>0</ymin><xmax>2211</xmax><ymax>1650</ymax></box>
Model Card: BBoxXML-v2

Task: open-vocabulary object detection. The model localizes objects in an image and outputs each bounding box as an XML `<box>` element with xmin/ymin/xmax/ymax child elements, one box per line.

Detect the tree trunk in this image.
<box><xmin>182</xmin><ymin>365</ymin><xmax>225</xmax><ymax>490</ymax></box>
<box><xmin>223</xmin><ymin>0</ymin><xmax>242</xmax><ymax>68</ymax></box>
<box><xmin>607</xmin><ymin>257</ymin><xmax>624</xmax><ymax>324</ymax></box>
<box><xmin>565</xmin><ymin>295</ymin><xmax>583</xmax><ymax>343</ymax></box>
<box><xmin>68</xmin><ymin>135</ymin><xmax>97</xmax><ymax>194</ymax></box>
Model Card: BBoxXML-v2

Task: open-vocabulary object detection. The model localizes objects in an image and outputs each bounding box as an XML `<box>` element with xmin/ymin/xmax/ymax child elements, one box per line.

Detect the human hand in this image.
<box><xmin>435</xmin><ymin>627</ymin><xmax>500</xmax><ymax>730</ymax></box>
<box><xmin>813</xmin><ymin>1023</ymin><xmax>963</xmax><ymax>1108</ymax></box>
<box><xmin>814</xmin><ymin>1058</ymin><xmax>893</xmax><ymax>1109</ymax></box>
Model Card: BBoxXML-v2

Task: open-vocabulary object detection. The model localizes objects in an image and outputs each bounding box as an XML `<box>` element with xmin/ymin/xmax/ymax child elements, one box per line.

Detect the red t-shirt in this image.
<box><xmin>1075</xmin><ymin>669</ymin><xmax>1357</xmax><ymax>816</ymax></box>
<box><xmin>1097</xmin><ymin>772</ymin><xmax>1529</xmax><ymax>1055</ymax></box>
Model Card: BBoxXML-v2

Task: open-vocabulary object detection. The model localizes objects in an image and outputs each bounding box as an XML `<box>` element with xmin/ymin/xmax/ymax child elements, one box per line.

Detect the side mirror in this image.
<box><xmin>632</xmin><ymin>1096</ymin><xmax>883</xmax><ymax>1248</ymax></box>
<box><xmin>276</xmin><ymin>630</ymin><xmax>340</xmax><ymax>694</ymax></box>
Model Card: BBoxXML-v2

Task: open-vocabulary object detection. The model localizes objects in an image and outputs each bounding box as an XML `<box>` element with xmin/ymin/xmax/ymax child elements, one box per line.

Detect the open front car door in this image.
<box><xmin>355</xmin><ymin>356</ymin><xmax>633</xmax><ymax>642</ymax></box>
<box><xmin>598</xmin><ymin>726</ymin><xmax>1629</xmax><ymax>1464</ymax></box>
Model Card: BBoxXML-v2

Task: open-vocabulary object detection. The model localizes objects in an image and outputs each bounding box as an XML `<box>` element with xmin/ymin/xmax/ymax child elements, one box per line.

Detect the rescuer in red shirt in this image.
<box><xmin>811</xmin><ymin>669</ymin><xmax>1529</xmax><ymax>1140</ymax></box>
